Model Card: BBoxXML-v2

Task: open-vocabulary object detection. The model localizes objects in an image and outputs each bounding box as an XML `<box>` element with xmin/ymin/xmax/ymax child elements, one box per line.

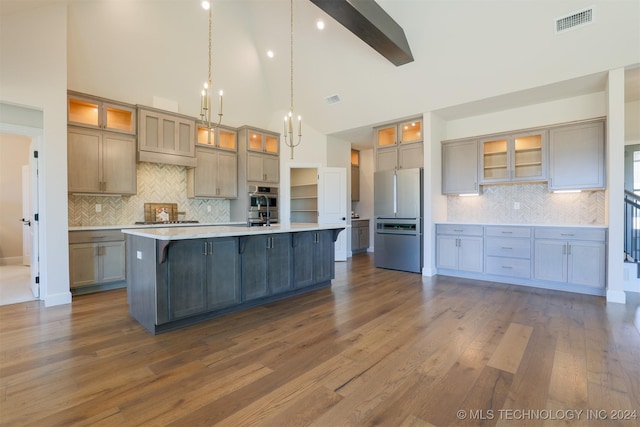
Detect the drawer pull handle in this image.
<box><xmin>501</xmin><ymin>247</ymin><xmax>513</xmax><ymax>250</ymax></box>
<box><xmin>560</xmin><ymin>233</ymin><xmax>574</xmax><ymax>236</ymax></box>
<box><xmin>501</xmin><ymin>266</ymin><xmax>513</xmax><ymax>269</ymax></box>
<box><xmin>501</xmin><ymin>231</ymin><xmax>513</xmax><ymax>234</ymax></box>
<box><xmin>453</xmin><ymin>229</ymin><xmax>463</xmax><ymax>232</ymax></box>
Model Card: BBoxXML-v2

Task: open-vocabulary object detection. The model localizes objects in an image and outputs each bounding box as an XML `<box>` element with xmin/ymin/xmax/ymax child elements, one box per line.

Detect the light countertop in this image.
<box><xmin>434</xmin><ymin>222</ymin><xmax>607</xmax><ymax>229</ymax></box>
<box><xmin>121</xmin><ymin>223</ymin><xmax>346</xmax><ymax>241</ymax></box>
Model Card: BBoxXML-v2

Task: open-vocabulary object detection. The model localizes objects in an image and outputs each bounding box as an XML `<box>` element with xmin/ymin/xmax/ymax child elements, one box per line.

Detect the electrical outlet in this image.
<box><xmin>95</xmin><ymin>204</ymin><xmax>102</xmax><ymax>212</ymax></box>
<box><xmin>207</xmin><ymin>205</ymin><xmax>211</xmax><ymax>212</ymax></box>
<box><xmin>136</xmin><ymin>251</ymin><xmax>142</xmax><ymax>260</ymax></box>
<box><xmin>513</xmin><ymin>202</ymin><xmax>520</xmax><ymax>210</ymax></box>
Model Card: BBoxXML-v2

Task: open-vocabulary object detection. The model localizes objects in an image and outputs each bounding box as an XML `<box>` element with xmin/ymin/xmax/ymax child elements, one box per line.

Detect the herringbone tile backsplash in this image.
<box><xmin>68</xmin><ymin>162</ymin><xmax>230</xmax><ymax>226</ymax></box>
<box><xmin>447</xmin><ymin>183</ymin><xmax>605</xmax><ymax>225</ymax></box>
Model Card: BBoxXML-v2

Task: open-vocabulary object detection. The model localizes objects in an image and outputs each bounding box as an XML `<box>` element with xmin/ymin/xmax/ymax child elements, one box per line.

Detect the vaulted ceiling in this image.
<box><xmin>2</xmin><ymin>0</ymin><xmax>639</xmax><ymax>147</ymax></box>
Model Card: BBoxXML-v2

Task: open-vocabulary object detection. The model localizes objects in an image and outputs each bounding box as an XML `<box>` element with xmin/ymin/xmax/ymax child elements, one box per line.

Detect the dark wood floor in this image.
<box><xmin>1</xmin><ymin>253</ymin><xmax>639</xmax><ymax>426</ymax></box>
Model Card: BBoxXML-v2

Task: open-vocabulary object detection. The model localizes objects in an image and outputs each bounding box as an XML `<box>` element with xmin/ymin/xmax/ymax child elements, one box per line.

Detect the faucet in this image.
<box><xmin>252</xmin><ymin>193</ymin><xmax>270</xmax><ymax>226</ymax></box>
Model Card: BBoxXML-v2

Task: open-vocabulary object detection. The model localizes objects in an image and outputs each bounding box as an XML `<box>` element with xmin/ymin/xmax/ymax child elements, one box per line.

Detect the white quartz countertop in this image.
<box><xmin>434</xmin><ymin>222</ymin><xmax>607</xmax><ymax>229</ymax></box>
<box><xmin>69</xmin><ymin>222</ymin><xmax>245</xmax><ymax>232</ymax></box>
<box><xmin>120</xmin><ymin>223</ymin><xmax>346</xmax><ymax>240</ymax></box>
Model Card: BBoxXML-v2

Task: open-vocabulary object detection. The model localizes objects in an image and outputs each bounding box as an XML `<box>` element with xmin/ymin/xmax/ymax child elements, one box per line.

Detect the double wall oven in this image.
<box><xmin>247</xmin><ymin>185</ymin><xmax>278</xmax><ymax>226</ymax></box>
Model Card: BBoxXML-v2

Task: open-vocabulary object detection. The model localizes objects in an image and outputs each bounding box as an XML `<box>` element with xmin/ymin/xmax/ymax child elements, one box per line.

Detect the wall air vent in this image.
<box><xmin>325</xmin><ymin>94</ymin><xmax>341</xmax><ymax>105</ymax></box>
<box><xmin>555</xmin><ymin>6</ymin><xmax>594</xmax><ymax>33</ymax></box>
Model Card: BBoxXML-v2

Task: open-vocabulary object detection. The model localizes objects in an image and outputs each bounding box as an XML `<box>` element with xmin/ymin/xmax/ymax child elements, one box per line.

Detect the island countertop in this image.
<box><xmin>121</xmin><ymin>222</ymin><xmax>345</xmax><ymax>241</ymax></box>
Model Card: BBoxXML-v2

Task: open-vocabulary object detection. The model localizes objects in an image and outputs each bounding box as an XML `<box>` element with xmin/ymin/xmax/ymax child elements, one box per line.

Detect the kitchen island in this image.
<box><xmin>122</xmin><ymin>223</ymin><xmax>344</xmax><ymax>334</ymax></box>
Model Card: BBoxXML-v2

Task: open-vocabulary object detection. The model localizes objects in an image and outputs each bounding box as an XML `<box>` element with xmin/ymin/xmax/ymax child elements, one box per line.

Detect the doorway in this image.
<box><xmin>0</xmin><ymin>132</ymin><xmax>38</xmax><ymax>305</ymax></box>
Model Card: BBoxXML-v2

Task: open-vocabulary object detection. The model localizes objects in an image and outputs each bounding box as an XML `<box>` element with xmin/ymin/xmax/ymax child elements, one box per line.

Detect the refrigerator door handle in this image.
<box><xmin>393</xmin><ymin>172</ymin><xmax>397</xmax><ymax>216</ymax></box>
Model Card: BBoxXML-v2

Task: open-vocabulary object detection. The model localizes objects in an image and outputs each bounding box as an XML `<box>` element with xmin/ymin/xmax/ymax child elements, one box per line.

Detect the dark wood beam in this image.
<box><xmin>309</xmin><ymin>0</ymin><xmax>414</xmax><ymax>66</ymax></box>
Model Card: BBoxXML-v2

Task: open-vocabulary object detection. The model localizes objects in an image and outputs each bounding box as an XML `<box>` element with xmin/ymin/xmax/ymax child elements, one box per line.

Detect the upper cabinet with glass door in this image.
<box><xmin>375</xmin><ymin>117</ymin><xmax>423</xmax><ymax>171</ymax></box>
<box><xmin>247</xmin><ymin>129</ymin><xmax>279</xmax><ymax>155</ymax></box>
<box><xmin>376</xmin><ymin>118</ymin><xmax>422</xmax><ymax>147</ymax></box>
<box><xmin>67</xmin><ymin>91</ymin><xmax>136</xmax><ymax>135</ymax></box>
<box><xmin>196</xmin><ymin>123</ymin><xmax>237</xmax><ymax>151</ymax></box>
<box><xmin>480</xmin><ymin>130</ymin><xmax>547</xmax><ymax>184</ymax></box>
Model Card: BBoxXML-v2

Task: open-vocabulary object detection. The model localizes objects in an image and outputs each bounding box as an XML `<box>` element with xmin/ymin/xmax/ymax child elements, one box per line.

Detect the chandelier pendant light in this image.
<box><xmin>200</xmin><ymin>0</ymin><xmax>223</xmax><ymax>144</ymax></box>
<box><xmin>283</xmin><ymin>0</ymin><xmax>302</xmax><ymax>159</ymax></box>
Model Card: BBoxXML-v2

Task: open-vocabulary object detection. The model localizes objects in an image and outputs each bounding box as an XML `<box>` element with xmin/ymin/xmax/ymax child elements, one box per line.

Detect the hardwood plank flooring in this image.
<box><xmin>1</xmin><ymin>253</ymin><xmax>639</xmax><ymax>426</ymax></box>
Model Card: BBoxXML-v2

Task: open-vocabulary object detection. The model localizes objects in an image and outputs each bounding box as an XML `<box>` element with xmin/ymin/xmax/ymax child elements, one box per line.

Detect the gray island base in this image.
<box><xmin>122</xmin><ymin>224</ymin><xmax>344</xmax><ymax>334</ymax></box>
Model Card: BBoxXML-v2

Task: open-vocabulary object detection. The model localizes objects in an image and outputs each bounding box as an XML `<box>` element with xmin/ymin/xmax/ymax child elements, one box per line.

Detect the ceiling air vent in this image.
<box><xmin>325</xmin><ymin>94</ymin><xmax>341</xmax><ymax>105</ymax></box>
<box><xmin>555</xmin><ymin>6</ymin><xmax>594</xmax><ymax>33</ymax></box>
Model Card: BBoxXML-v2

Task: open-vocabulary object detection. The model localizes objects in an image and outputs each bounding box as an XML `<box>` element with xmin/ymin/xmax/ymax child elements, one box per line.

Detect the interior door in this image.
<box><xmin>318</xmin><ymin>167</ymin><xmax>347</xmax><ymax>261</ymax></box>
<box><xmin>21</xmin><ymin>165</ymin><xmax>31</xmax><ymax>266</ymax></box>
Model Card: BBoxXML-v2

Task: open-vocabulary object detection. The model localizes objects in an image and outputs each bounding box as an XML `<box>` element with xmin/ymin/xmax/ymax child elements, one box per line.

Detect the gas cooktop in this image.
<box><xmin>134</xmin><ymin>220</ymin><xmax>200</xmax><ymax>225</ymax></box>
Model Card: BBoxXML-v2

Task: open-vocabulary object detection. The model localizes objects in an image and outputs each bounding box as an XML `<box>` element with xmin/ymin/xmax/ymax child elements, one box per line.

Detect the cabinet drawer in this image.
<box><xmin>69</xmin><ymin>230</ymin><xmax>125</xmax><ymax>244</ymax></box>
<box><xmin>352</xmin><ymin>219</ymin><xmax>369</xmax><ymax>227</ymax></box>
<box><xmin>486</xmin><ymin>257</ymin><xmax>531</xmax><ymax>278</ymax></box>
<box><xmin>436</xmin><ymin>224</ymin><xmax>483</xmax><ymax>236</ymax></box>
<box><xmin>485</xmin><ymin>226</ymin><xmax>531</xmax><ymax>238</ymax></box>
<box><xmin>534</xmin><ymin>227</ymin><xmax>606</xmax><ymax>241</ymax></box>
<box><xmin>485</xmin><ymin>237</ymin><xmax>531</xmax><ymax>259</ymax></box>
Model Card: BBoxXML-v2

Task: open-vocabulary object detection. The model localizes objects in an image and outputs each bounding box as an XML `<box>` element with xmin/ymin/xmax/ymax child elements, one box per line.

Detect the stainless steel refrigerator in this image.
<box><xmin>374</xmin><ymin>168</ymin><xmax>423</xmax><ymax>273</ymax></box>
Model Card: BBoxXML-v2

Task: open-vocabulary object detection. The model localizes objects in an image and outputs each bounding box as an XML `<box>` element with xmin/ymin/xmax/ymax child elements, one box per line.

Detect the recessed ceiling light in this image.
<box><xmin>316</xmin><ymin>19</ymin><xmax>325</xmax><ymax>30</ymax></box>
<box><xmin>267</xmin><ymin>50</ymin><xmax>274</xmax><ymax>58</ymax></box>
<box><xmin>201</xmin><ymin>1</ymin><xmax>210</xmax><ymax>10</ymax></box>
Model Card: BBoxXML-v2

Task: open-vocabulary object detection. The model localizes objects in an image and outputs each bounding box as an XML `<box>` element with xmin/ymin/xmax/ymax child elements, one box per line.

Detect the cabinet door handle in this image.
<box><xmin>208</xmin><ymin>241</ymin><xmax>213</xmax><ymax>255</ymax></box>
<box><xmin>567</xmin><ymin>244</ymin><xmax>571</xmax><ymax>255</ymax></box>
<box><xmin>563</xmin><ymin>244</ymin><xmax>567</xmax><ymax>255</ymax></box>
<box><xmin>203</xmin><ymin>242</ymin><xmax>207</xmax><ymax>255</ymax></box>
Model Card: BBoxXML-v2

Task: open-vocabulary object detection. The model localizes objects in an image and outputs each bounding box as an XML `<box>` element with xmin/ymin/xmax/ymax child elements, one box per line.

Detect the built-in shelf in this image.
<box><xmin>291</xmin><ymin>170</ymin><xmax>318</xmax><ymax>224</ymax></box>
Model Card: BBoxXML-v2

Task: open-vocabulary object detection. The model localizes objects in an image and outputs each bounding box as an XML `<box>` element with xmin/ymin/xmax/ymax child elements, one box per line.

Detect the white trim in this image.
<box><xmin>44</xmin><ymin>291</ymin><xmax>72</xmax><ymax>307</ymax></box>
<box><xmin>606</xmin><ymin>289</ymin><xmax>626</xmax><ymax>304</ymax></box>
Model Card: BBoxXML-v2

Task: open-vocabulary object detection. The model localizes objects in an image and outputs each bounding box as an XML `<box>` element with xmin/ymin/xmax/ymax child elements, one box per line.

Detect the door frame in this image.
<box><xmin>0</xmin><ymin>123</ymin><xmax>42</xmax><ymax>299</ymax></box>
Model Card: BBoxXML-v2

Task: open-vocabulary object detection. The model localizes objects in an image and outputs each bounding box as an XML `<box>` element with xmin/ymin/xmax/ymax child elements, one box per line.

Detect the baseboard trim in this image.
<box><xmin>0</xmin><ymin>257</ymin><xmax>23</xmax><ymax>266</ymax></box>
<box><xmin>45</xmin><ymin>291</ymin><xmax>72</xmax><ymax>307</ymax></box>
<box><xmin>606</xmin><ymin>289</ymin><xmax>626</xmax><ymax>304</ymax></box>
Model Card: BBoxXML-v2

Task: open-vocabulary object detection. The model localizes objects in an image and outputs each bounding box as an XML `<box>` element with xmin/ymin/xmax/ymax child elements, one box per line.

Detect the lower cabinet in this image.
<box><xmin>435</xmin><ymin>224</ymin><xmax>607</xmax><ymax>295</ymax></box>
<box><xmin>484</xmin><ymin>226</ymin><xmax>532</xmax><ymax>279</ymax></box>
<box><xmin>533</xmin><ymin>228</ymin><xmax>606</xmax><ymax>290</ymax></box>
<box><xmin>293</xmin><ymin>230</ymin><xmax>335</xmax><ymax>289</ymax></box>
<box><xmin>69</xmin><ymin>230</ymin><xmax>126</xmax><ymax>290</ymax></box>
<box><xmin>351</xmin><ymin>219</ymin><xmax>370</xmax><ymax>254</ymax></box>
<box><xmin>167</xmin><ymin>237</ymin><xmax>240</xmax><ymax>320</ymax></box>
<box><xmin>435</xmin><ymin>225</ymin><xmax>483</xmax><ymax>273</ymax></box>
<box><xmin>240</xmin><ymin>233</ymin><xmax>291</xmax><ymax>300</ymax></box>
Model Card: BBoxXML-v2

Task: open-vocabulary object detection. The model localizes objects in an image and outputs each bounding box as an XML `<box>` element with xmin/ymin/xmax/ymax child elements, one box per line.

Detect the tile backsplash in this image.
<box><xmin>68</xmin><ymin>162</ymin><xmax>230</xmax><ymax>226</ymax></box>
<box><xmin>447</xmin><ymin>183</ymin><xmax>605</xmax><ymax>225</ymax></box>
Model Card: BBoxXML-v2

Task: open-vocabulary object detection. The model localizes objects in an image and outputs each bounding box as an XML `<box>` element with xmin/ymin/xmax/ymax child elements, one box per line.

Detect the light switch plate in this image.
<box><xmin>95</xmin><ymin>204</ymin><xmax>102</xmax><ymax>212</ymax></box>
<box><xmin>136</xmin><ymin>251</ymin><xmax>142</xmax><ymax>260</ymax></box>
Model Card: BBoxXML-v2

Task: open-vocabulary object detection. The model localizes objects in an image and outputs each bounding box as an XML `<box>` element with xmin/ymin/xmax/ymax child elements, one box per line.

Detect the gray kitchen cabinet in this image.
<box><xmin>480</xmin><ymin>130</ymin><xmax>547</xmax><ymax>184</ymax></box>
<box><xmin>484</xmin><ymin>226</ymin><xmax>532</xmax><ymax>279</ymax></box>
<box><xmin>196</xmin><ymin>123</ymin><xmax>237</xmax><ymax>151</ymax></box>
<box><xmin>375</xmin><ymin>117</ymin><xmax>423</xmax><ymax>171</ymax></box>
<box><xmin>441</xmin><ymin>139</ymin><xmax>479</xmax><ymax>195</ymax></box>
<box><xmin>436</xmin><ymin>224</ymin><xmax>483</xmax><ymax>273</ymax></box>
<box><xmin>68</xmin><ymin>91</ymin><xmax>136</xmax><ymax>135</ymax></box>
<box><xmin>534</xmin><ymin>227</ymin><xmax>606</xmax><ymax>290</ymax></box>
<box><xmin>69</xmin><ymin>230</ymin><xmax>126</xmax><ymax>290</ymax></box>
<box><xmin>548</xmin><ymin>120</ymin><xmax>605</xmax><ymax>191</ymax></box>
<box><xmin>68</xmin><ymin>126</ymin><xmax>137</xmax><ymax>195</ymax></box>
<box><xmin>293</xmin><ymin>230</ymin><xmax>335</xmax><ymax>289</ymax></box>
<box><xmin>351</xmin><ymin>149</ymin><xmax>360</xmax><ymax>201</ymax></box>
<box><xmin>351</xmin><ymin>219</ymin><xmax>369</xmax><ymax>254</ymax></box>
<box><xmin>166</xmin><ymin>237</ymin><xmax>241</xmax><ymax>320</ymax></box>
<box><xmin>241</xmin><ymin>233</ymin><xmax>291</xmax><ymax>300</ymax></box>
<box><xmin>247</xmin><ymin>152</ymin><xmax>279</xmax><ymax>184</ymax></box>
<box><xmin>137</xmin><ymin>106</ymin><xmax>196</xmax><ymax>167</ymax></box>
<box><xmin>187</xmin><ymin>146</ymin><xmax>237</xmax><ymax>198</ymax></box>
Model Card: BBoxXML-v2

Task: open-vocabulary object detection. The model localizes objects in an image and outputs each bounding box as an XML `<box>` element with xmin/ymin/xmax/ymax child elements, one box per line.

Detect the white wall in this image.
<box><xmin>0</xmin><ymin>4</ymin><xmax>71</xmax><ymax>306</ymax></box>
<box><xmin>626</xmin><ymin>100</ymin><xmax>640</xmax><ymax>144</ymax></box>
<box><xmin>444</xmin><ymin>92</ymin><xmax>607</xmax><ymax>140</ymax></box>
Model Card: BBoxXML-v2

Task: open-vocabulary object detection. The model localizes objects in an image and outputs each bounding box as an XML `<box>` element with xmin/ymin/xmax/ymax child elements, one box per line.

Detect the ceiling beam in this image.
<box><xmin>309</xmin><ymin>0</ymin><xmax>414</xmax><ymax>66</ymax></box>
